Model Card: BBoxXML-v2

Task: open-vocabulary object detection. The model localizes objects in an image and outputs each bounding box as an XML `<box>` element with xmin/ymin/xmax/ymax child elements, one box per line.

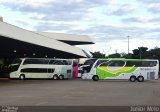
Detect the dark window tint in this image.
<box><xmin>95</xmin><ymin>60</ymin><xmax>108</xmax><ymax>67</ymax></box>
<box><xmin>49</xmin><ymin>60</ymin><xmax>69</xmax><ymax>65</ymax></box>
<box><xmin>141</xmin><ymin>61</ymin><xmax>157</xmax><ymax>67</ymax></box>
<box><xmin>23</xmin><ymin>59</ymin><xmax>49</xmax><ymax>65</ymax></box>
<box><xmin>108</xmin><ymin>61</ymin><xmax>125</xmax><ymax>67</ymax></box>
<box><xmin>78</xmin><ymin>70</ymin><xmax>82</xmax><ymax>73</ymax></box>
<box><xmin>84</xmin><ymin>59</ymin><xmax>97</xmax><ymax>66</ymax></box>
<box><xmin>126</xmin><ymin>61</ymin><xmax>157</xmax><ymax>67</ymax></box>
<box><xmin>21</xmin><ymin>68</ymin><xmax>54</xmax><ymax>73</ymax></box>
<box><xmin>126</xmin><ymin>61</ymin><xmax>142</xmax><ymax>67</ymax></box>
<box><xmin>82</xmin><ymin>59</ymin><xmax>97</xmax><ymax>73</ymax></box>
<box><xmin>48</xmin><ymin>69</ymin><xmax>55</xmax><ymax>73</ymax></box>
<box><xmin>12</xmin><ymin>59</ymin><xmax>22</xmax><ymax>65</ymax></box>
<box><xmin>149</xmin><ymin>61</ymin><xmax>157</xmax><ymax>66</ymax></box>
<box><xmin>67</xmin><ymin>59</ymin><xmax>72</xmax><ymax>65</ymax></box>
<box><xmin>126</xmin><ymin>61</ymin><xmax>135</xmax><ymax>67</ymax></box>
<box><xmin>10</xmin><ymin>59</ymin><xmax>22</xmax><ymax>72</ymax></box>
<box><xmin>10</xmin><ymin>65</ymin><xmax>20</xmax><ymax>72</ymax></box>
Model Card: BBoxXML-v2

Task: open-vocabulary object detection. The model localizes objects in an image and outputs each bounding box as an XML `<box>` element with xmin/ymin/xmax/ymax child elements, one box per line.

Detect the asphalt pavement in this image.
<box><xmin>0</xmin><ymin>78</ymin><xmax>160</xmax><ymax>106</ymax></box>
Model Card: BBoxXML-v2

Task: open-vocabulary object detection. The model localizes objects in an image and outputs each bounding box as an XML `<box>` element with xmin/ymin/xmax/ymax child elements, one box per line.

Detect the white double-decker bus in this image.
<box><xmin>81</xmin><ymin>58</ymin><xmax>159</xmax><ymax>82</ymax></box>
<box><xmin>9</xmin><ymin>58</ymin><xmax>74</xmax><ymax>80</ymax></box>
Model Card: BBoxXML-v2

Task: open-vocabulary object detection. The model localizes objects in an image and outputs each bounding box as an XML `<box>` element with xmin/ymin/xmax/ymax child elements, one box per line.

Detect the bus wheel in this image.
<box><xmin>92</xmin><ymin>75</ymin><xmax>99</xmax><ymax>81</ymax></box>
<box><xmin>137</xmin><ymin>76</ymin><xmax>144</xmax><ymax>82</ymax></box>
<box><xmin>19</xmin><ymin>74</ymin><xmax>25</xmax><ymax>80</ymax></box>
<box><xmin>53</xmin><ymin>75</ymin><xmax>58</xmax><ymax>80</ymax></box>
<box><xmin>129</xmin><ymin>76</ymin><xmax>136</xmax><ymax>82</ymax></box>
<box><xmin>59</xmin><ymin>75</ymin><xmax>64</xmax><ymax>80</ymax></box>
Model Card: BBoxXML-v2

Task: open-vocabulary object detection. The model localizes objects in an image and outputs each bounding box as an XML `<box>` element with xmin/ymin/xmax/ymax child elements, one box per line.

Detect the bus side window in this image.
<box><xmin>99</xmin><ymin>62</ymin><xmax>108</xmax><ymax>67</ymax></box>
<box><xmin>49</xmin><ymin>60</ymin><xmax>56</xmax><ymax>65</ymax></box>
<box><xmin>67</xmin><ymin>60</ymin><xmax>72</xmax><ymax>65</ymax></box>
<box><xmin>141</xmin><ymin>61</ymin><xmax>150</xmax><ymax>67</ymax></box>
<box><xmin>49</xmin><ymin>60</ymin><xmax>68</xmax><ymax>65</ymax></box>
<box><xmin>55</xmin><ymin>61</ymin><xmax>65</xmax><ymax>65</ymax></box>
<box><xmin>149</xmin><ymin>61</ymin><xmax>157</xmax><ymax>67</ymax></box>
<box><xmin>108</xmin><ymin>61</ymin><xmax>125</xmax><ymax>67</ymax></box>
<box><xmin>95</xmin><ymin>60</ymin><xmax>107</xmax><ymax>67</ymax></box>
<box><xmin>126</xmin><ymin>61</ymin><xmax>141</xmax><ymax>67</ymax></box>
<box><xmin>61</xmin><ymin>60</ymin><xmax>68</xmax><ymax>65</ymax></box>
<box><xmin>48</xmin><ymin>69</ymin><xmax>55</xmax><ymax>73</ymax></box>
<box><xmin>23</xmin><ymin>59</ymin><xmax>49</xmax><ymax>65</ymax></box>
<box><xmin>126</xmin><ymin>61</ymin><xmax>134</xmax><ymax>67</ymax></box>
<box><xmin>126</xmin><ymin>61</ymin><xmax>157</xmax><ymax>67</ymax></box>
<box><xmin>21</xmin><ymin>68</ymin><xmax>48</xmax><ymax>73</ymax></box>
<box><xmin>141</xmin><ymin>61</ymin><xmax>157</xmax><ymax>67</ymax></box>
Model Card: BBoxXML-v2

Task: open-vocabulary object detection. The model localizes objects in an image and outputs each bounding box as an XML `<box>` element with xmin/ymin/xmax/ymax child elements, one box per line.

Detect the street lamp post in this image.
<box><xmin>128</xmin><ymin>36</ymin><xmax>130</xmax><ymax>54</ymax></box>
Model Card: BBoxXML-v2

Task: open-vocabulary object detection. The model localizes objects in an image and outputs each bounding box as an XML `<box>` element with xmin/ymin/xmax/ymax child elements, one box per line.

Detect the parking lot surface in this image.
<box><xmin>0</xmin><ymin>79</ymin><xmax>160</xmax><ymax>106</ymax></box>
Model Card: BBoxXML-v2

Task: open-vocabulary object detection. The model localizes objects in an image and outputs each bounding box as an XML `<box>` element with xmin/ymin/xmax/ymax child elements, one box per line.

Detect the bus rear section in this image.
<box><xmin>48</xmin><ymin>59</ymin><xmax>73</xmax><ymax>80</ymax></box>
<box><xmin>82</xmin><ymin>58</ymin><xmax>159</xmax><ymax>82</ymax></box>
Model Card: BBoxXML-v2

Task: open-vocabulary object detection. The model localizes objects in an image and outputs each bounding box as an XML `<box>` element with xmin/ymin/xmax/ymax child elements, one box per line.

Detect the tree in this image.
<box><xmin>132</xmin><ymin>47</ymin><xmax>148</xmax><ymax>59</ymax></box>
<box><xmin>146</xmin><ymin>47</ymin><xmax>160</xmax><ymax>59</ymax></box>
<box><xmin>108</xmin><ymin>53</ymin><xmax>121</xmax><ymax>58</ymax></box>
<box><xmin>120</xmin><ymin>52</ymin><xmax>127</xmax><ymax>57</ymax></box>
<box><xmin>122</xmin><ymin>53</ymin><xmax>133</xmax><ymax>58</ymax></box>
<box><xmin>138</xmin><ymin>47</ymin><xmax>148</xmax><ymax>53</ymax></box>
<box><xmin>90</xmin><ymin>51</ymin><xmax>106</xmax><ymax>58</ymax></box>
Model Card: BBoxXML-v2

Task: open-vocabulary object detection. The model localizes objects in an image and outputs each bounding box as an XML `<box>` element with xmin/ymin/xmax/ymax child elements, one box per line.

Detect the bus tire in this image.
<box><xmin>92</xmin><ymin>75</ymin><xmax>99</xmax><ymax>81</ymax></box>
<box><xmin>53</xmin><ymin>75</ymin><xmax>58</xmax><ymax>80</ymax></box>
<box><xmin>19</xmin><ymin>74</ymin><xmax>25</xmax><ymax>80</ymax></box>
<box><xmin>137</xmin><ymin>76</ymin><xmax>144</xmax><ymax>82</ymax></box>
<box><xmin>129</xmin><ymin>76</ymin><xmax>136</xmax><ymax>82</ymax></box>
<box><xmin>59</xmin><ymin>75</ymin><xmax>64</xmax><ymax>80</ymax></box>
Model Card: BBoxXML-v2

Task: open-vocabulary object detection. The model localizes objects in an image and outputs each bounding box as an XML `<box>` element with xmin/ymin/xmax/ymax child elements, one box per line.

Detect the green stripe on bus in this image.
<box><xmin>96</xmin><ymin>67</ymin><xmax>138</xmax><ymax>79</ymax></box>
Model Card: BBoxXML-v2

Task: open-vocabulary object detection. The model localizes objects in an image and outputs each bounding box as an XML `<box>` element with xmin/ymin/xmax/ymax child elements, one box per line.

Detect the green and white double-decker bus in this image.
<box><xmin>9</xmin><ymin>58</ymin><xmax>73</xmax><ymax>80</ymax></box>
<box><xmin>81</xmin><ymin>58</ymin><xmax>159</xmax><ymax>82</ymax></box>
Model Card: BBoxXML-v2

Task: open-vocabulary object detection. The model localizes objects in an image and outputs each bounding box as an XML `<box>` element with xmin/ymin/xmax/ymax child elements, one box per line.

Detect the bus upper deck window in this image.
<box><xmin>150</xmin><ymin>61</ymin><xmax>157</xmax><ymax>67</ymax></box>
<box><xmin>108</xmin><ymin>61</ymin><xmax>125</xmax><ymax>67</ymax></box>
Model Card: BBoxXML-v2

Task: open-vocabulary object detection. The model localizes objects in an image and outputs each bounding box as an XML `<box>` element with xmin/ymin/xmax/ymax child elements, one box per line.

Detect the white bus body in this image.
<box><xmin>81</xmin><ymin>58</ymin><xmax>159</xmax><ymax>82</ymax></box>
<box><xmin>9</xmin><ymin>58</ymin><xmax>73</xmax><ymax>80</ymax></box>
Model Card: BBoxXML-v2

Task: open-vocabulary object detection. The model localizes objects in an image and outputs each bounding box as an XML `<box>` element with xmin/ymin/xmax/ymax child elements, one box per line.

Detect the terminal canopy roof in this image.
<box><xmin>0</xmin><ymin>21</ymin><xmax>88</xmax><ymax>58</ymax></box>
<box><xmin>37</xmin><ymin>32</ymin><xmax>94</xmax><ymax>45</ymax></box>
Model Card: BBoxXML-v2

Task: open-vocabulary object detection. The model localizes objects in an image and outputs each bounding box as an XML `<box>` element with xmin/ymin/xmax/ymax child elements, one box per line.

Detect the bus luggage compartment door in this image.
<box><xmin>147</xmin><ymin>72</ymin><xmax>155</xmax><ymax>80</ymax></box>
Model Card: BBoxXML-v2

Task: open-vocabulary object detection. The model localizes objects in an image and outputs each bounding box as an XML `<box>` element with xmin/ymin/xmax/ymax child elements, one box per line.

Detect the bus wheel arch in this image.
<box><xmin>137</xmin><ymin>76</ymin><xmax>144</xmax><ymax>82</ymax></box>
<box><xmin>92</xmin><ymin>75</ymin><xmax>99</xmax><ymax>81</ymax></box>
<box><xmin>129</xmin><ymin>75</ymin><xmax>136</xmax><ymax>82</ymax></box>
<box><xmin>53</xmin><ymin>74</ymin><xmax>59</xmax><ymax>80</ymax></box>
<box><xmin>59</xmin><ymin>75</ymin><xmax>64</xmax><ymax>80</ymax></box>
<box><xmin>19</xmin><ymin>74</ymin><xmax>25</xmax><ymax>80</ymax></box>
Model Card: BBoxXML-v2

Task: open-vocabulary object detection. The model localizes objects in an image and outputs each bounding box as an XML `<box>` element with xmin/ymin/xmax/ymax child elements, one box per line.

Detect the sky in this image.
<box><xmin>0</xmin><ymin>0</ymin><xmax>160</xmax><ymax>56</ymax></box>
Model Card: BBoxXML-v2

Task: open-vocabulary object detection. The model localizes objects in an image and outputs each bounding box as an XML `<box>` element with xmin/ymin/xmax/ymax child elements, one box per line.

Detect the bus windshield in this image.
<box><xmin>83</xmin><ymin>59</ymin><xmax>97</xmax><ymax>73</ymax></box>
<box><xmin>9</xmin><ymin>59</ymin><xmax>22</xmax><ymax>72</ymax></box>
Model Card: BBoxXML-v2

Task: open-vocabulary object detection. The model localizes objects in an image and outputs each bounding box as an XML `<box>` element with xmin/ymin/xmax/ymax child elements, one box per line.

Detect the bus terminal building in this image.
<box><xmin>0</xmin><ymin>19</ymin><xmax>94</xmax><ymax>65</ymax></box>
